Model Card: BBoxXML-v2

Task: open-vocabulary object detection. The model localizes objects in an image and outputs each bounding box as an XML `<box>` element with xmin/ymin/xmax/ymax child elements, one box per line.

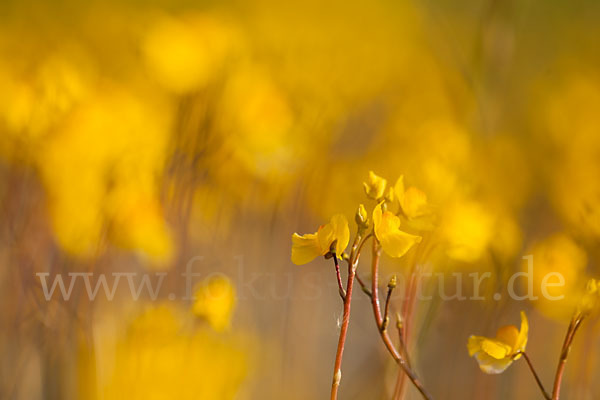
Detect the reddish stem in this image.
<box><xmin>394</xmin><ymin>262</ymin><xmax>419</xmax><ymax>399</ymax></box>
<box><xmin>552</xmin><ymin>316</ymin><xmax>584</xmax><ymax>400</ymax></box>
<box><xmin>333</xmin><ymin>254</ymin><xmax>346</xmax><ymax>301</ymax></box>
<box><xmin>370</xmin><ymin>240</ymin><xmax>432</xmax><ymax>400</ymax></box>
<box><xmin>330</xmin><ymin>235</ymin><xmax>362</xmax><ymax>400</ymax></box>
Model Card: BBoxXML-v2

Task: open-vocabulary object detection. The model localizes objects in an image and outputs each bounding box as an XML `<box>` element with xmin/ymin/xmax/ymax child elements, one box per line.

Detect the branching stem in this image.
<box><xmin>551</xmin><ymin>315</ymin><xmax>585</xmax><ymax>400</ymax></box>
<box><xmin>370</xmin><ymin>239</ymin><xmax>433</xmax><ymax>400</ymax></box>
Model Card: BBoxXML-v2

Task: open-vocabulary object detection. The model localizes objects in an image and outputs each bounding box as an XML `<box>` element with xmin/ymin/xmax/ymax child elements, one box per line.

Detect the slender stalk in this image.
<box><xmin>333</xmin><ymin>254</ymin><xmax>346</xmax><ymax>301</ymax></box>
<box><xmin>520</xmin><ymin>352</ymin><xmax>551</xmax><ymax>400</ymax></box>
<box><xmin>356</xmin><ymin>233</ymin><xmax>373</xmax><ymax>255</ymax></box>
<box><xmin>395</xmin><ymin>238</ymin><xmax>437</xmax><ymax>400</ymax></box>
<box><xmin>370</xmin><ymin>239</ymin><xmax>433</xmax><ymax>400</ymax></box>
<box><xmin>352</xmin><ymin>233</ymin><xmax>373</xmax><ymax>298</ymax></box>
<box><xmin>551</xmin><ymin>315</ymin><xmax>585</xmax><ymax>400</ymax></box>
<box><xmin>396</xmin><ymin>314</ymin><xmax>412</xmax><ymax>369</ymax></box>
<box><xmin>381</xmin><ymin>279</ymin><xmax>395</xmax><ymax>331</ymax></box>
<box><xmin>395</xmin><ymin>251</ymin><xmax>421</xmax><ymax>399</ymax></box>
<box><xmin>355</xmin><ymin>273</ymin><xmax>372</xmax><ymax>298</ymax></box>
<box><xmin>330</xmin><ymin>235</ymin><xmax>362</xmax><ymax>400</ymax></box>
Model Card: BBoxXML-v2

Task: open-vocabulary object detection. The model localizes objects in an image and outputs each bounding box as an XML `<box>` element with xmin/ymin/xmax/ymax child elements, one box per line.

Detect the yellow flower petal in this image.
<box><xmin>495</xmin><ymin>325</ymin><xmax>519</xmax><ymax>350</ymax></box>
<box><xmin>291</xmin><ymin>232</ymin><xmax>321</xmax><ymax>265</ymax></box>
<box><xmin>514</xmin><ymin>311</ymin><xmax>528</xmax><ymax>354</ymax></box>
<box><xmin>481</xmin><ymin>338</ymin><xmax>512</xmax><ymax>360</ymax></box>
<box><xmin>474</xmin><ymin>351</ymin><xmax>514</xmax><ymax>374</ymax></box>
<box><xmin>316</xmin><ymin>224</ymin><xmax>334</xmax><ymax>255</ymax></box>
<box><xmin>401</xmin><ymin>187</ymin><xmax>428</xmax><ymax>219</ymax></box>
<box><xmin>467</xmin><ymin>336</ymin><xmax>485</xmax><ymax>356</ymax></box>
<box><xmin>394</xmin><ymin>176</ymin><xmax>405</xmax><ymax>203</ymax></box>
<box><xmin>329</xmin><ymin>214</ymin><xmax>350</xmax><ymax>255</ymax></box>
<box><xmin>373</xmin><ymin>202</ymin><xmax>421</xmax><ymax>258</ymax></box>
<box><xmin>363</xmin><ymin>171</ymin><xmax>387</xmax><ymax>200</ymax></box>
<box><xmin>468</xmin><ymin>336</ymin><xmax>514</xmax><ymax>373</ymax></box>
<box><xmin>291</xmin><ymin>214</ymin><xmax>349</xmax><ymax>265</ymax></box>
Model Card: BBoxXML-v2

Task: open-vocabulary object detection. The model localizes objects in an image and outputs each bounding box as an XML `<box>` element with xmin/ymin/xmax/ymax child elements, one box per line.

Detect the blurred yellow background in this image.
<box><xmin>1</xmin><ymin>0</ymin><xmax>599</xmax><ymax>398</ymax></box>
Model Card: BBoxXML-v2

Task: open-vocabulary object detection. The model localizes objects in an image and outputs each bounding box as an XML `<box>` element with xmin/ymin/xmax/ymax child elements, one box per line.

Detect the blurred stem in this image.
<box><xmin>370</xmin><ymin>239</ymin><xmax>433</xmax><ymax>400</ymax></box>
<box><xmin>396</xmin><ymin>316</ymin><xmax>412</xmax><ymax>369</ymax></box>
<box><xmin>330</xmin><ymin>233</ymin><xmax>363</xmax><ymax>400</ymax></box>
<box><xmin>394</xmin><ymin>253</ymin><xmax>420</xmax><ymax>399</ymax></box>
<box><xmin>394</xmin><ymin>236</ymin><xmax>436</xmax><ymax>400</ymax></box>
<box><xmin>393</xmin><ymin>263</ymin><xmax>417</xmax><ymax>400</ymax></box>
<box><xmin>520</xmin><ymin>352</ymin><xmax>551</xmax><ymax>400</ymax></box>
<box><xmin>551</xmin><ymin>315</ymin><xmax>585</xmax><ymax>400</ymax></box>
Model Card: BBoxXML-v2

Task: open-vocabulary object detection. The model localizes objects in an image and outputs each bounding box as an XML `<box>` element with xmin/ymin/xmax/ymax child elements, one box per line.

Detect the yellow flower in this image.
<box><xmin>193</xmin><ymin>276</ymin><xmax>236</xmax><ymax>332</ymax></box>
<box><xmin>291</xmin><ymin>214</ymin><xmax>350</xmax><ymax>265</ymax></box>
<box><xmin>467</xmin><ymin>311</ymin><xmax>528</xmax><ymax>374</ymax></box>
<box><xmin>578</xmin><ymin>278</ymin><xmax>600</xmax><ymax>315</ymax></box>
<box><xmin>394</xmin><ymin>176</ymin><xmax>429</xmax><ymax>219</ymax></box>
<box><xmin>363</xmin><ymin>171</ymin><xmax>387</xmax><ymax>200</ymax></box>
<box><xmin>373</xmin><ymin>202</ymin><xmax>421</xmax><ymax>258</ymax></box>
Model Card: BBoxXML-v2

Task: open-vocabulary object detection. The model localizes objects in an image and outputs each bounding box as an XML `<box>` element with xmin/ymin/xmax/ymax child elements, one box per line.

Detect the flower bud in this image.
<box><xmin>388</xmin><ymin>275</ymin><xmax>397</xmax><ymax>290</ymax></box>
<box><xmin>355</xmin><ymin>204</ymin><xmax>369</xmax><ymax>229</ymax></box>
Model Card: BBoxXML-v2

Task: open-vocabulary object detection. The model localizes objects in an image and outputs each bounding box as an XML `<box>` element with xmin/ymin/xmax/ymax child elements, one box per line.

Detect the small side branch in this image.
<box><xmin>381</xmin><ymin>275</ymin><xmax>396</xmax><ymax>331</ymax></box>
<box><xmin>355</xmin><ymin>273</ymin><xmax>372</xmax><ymax>298</ymax></box>
<box><xmin>396</xmin><ymin>313</ymin><xmax>412</xmax><ymax>369</ymax></box>
<box><xmin>519</xmin><ymin>352</ymin><xmax>551</xmax><ymax>400</ymax></box>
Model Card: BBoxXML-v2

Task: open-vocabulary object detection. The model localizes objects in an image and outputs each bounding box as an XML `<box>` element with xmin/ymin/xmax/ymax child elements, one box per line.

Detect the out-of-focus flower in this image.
<box><xmin>394</xmin><ymin>176</ymin><xmax>429</xmax><ymax>219</ymax></box>
<box><xmin>143</xmin><ymin>13</ymin><xmax>242</xmax><ymax>94</ymax></box>
<box><xmin>84</xmin><ymin>304</ymin><xmax>248</xmax><ymax>400</ymax></box>
<box><xmin>384</xmin><ymin>186</ymin><xmax>396</xmax><ymax>203</ymax></box>
<box><xmin>577</xmin><ymin>278</ymin><xmax>599</xmax><ymax>315</ymax></box>
<box><xmin>441</xmin><ymin>201</ymin><xmax>494</xmax><ymax>262</ymax></box>
<box><xmin>291</xmin><ymin>214</ymin><xmax>350</xmax><ymax>265</ymax></box>
<box><xmin>541</xmin><ymin>77</ymin><xmax>600</xmax><ymax>239</ymax></box>
<box><xmin>106</xmin><ymin>188</ymin><xmax>174</xmax><ymax>265</ymax></box>
<box><xmin>40</xmin><ymin>88</ymin><xmax>174</xmax><ymax>265</ymax></box>
<box><xmin>467</xmin><ymin>311</ymin><xmax>528</xmax><ymax>374</ymax></box>
<box><xmin>489</xmin><ymin>211</ymin><xmax>522</xmax><ymax>263</ymax></box>
<box><xmin>528</xmin><ymin>233</ymin><xmax>588</xmax><ymax>321</ymax></box>
<box><xmin>219</xmin><ymin>65</ymin><xmax>295</xmax><ymax>179</ymax></box>
<box><xmin>363</xmin><ymin>171</ymin><xmax>387</xmax><ymax>200</ymax></box>
<box><xmin>0</xmin><ymin>51</ymin><xmax>93</xmax><ymax>144</ymax></box>
<box><xmin>373</xmin><ymin>202</ymin><xmax>421</xmax><ymax>258</ymax></box>
<box><xmin>193</xmin><ymin>276</ymin><xmax>236</xmax><ymax>332</ymax></box>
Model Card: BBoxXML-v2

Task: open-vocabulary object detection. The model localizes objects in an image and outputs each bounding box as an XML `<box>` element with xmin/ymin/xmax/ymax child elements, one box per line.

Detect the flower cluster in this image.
<box><xmin>292</xmin><ymin>171</ymin><xmax>429</xmax><ymax>265</ymax></box>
